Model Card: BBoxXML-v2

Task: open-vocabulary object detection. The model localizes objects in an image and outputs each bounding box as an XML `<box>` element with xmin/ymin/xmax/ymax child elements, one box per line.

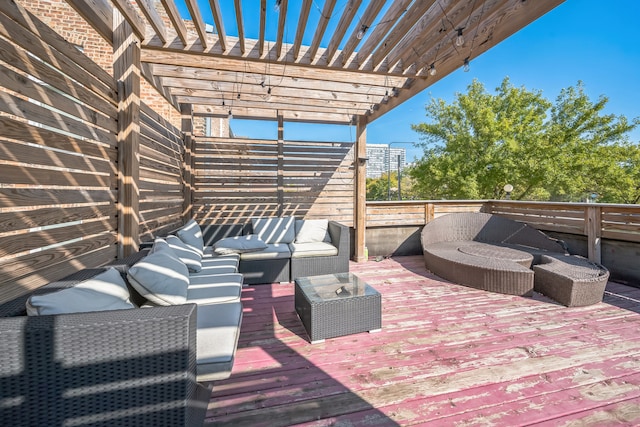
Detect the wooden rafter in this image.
<box><xmin>369</xmin><ymin>0</ymin><xmax>437</xmax><ymax>71</ymax></box>
<box><xmin>184</xmin><ymin>0</ymin><xmax>208</xmax><ymax>50</ymax></box>
<box><xmin>64</xmin><ymin>0</ymin><xmax>113</xmax><ymax>43</ymax></box>
<box><xmin>109</xmin><ymin>0</ymin><xmax>147</xmax><ymax>41</ymax></box>
<box><xmin>355</xmin><ymin>0</ymin><xmax>412</xmax><ymax>68</ymax></box>
<box><xmin>209</xmin><ymin>0</ymin><xmax>226</xmax><ymax>52</ymax></box>
<box><xmin>234</xmin><ymin>0</ymin><xmax>245</xmax><ymax>54</ymax></box>
<box><xmin>259</xmin><ymin>0</ymin><xmax>266</xmax><ymax>56</ymax></box>
<box><xmin>135</xmin><ymin>0</ymin><xmax>167</xmax><ymax>43</ymax></box>
<box><xmin>369</xmin><ymin>0</ymin><xmax>566</xmax><ymax>122</ymax></box>
<box><xmin>307</xmin><ymin>0</ymin><xmax>337</xmax><ymax>63</ymax></box>
<box><xmin>101</xmin><ymin>0</ymin><xmax>565</xmax><ymax>124</ymax></box>
<box><xmin>338</xmin><ymin>1</ymin><xmax>387</xmax><ymax>67</ymax></box>
<box><xmin>159</xmin><ymin>0</ymin><xmax>188</xmax><ymax>46</ymax></box>
<box><xmin>292</xmin><ymin>0</ymin><xmax>312</xmax><ymax>61</ymax></box>
<box><xmin>323</xmin><ymin>0</ymin><xmax>362</xmax><ymax>65</ymax></box>
<box><xmin>275</xmin><ymin>0</ymin><xmax>288</xmax><ymax>59</ymax></box>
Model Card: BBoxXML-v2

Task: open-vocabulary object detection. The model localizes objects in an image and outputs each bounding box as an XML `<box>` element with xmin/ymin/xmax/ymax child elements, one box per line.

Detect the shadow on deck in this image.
<box><xmin>205</xmin><ymin>255</ymin><xmax>640</xmax><ymax>426</ymax></box>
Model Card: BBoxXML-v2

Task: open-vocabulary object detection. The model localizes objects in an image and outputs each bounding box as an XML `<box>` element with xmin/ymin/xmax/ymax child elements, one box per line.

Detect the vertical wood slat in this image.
<box><xmin>114</xmin><ymin>9</ymin><xmax>141</xmax><ymax>258</ymax></box>
<box><xmin>354</xmin><ymin>115</ymin><xmax>367</xmax><ymax>262</ymax></box>
<box><xmin>181</xmin><ymin>103</ymin><xmax>194</xmax><ymax>222</ymax></box>
<box><xmin>586</xmin><ymin>206</ymin><xmax>602</xmax><ymax>264</ymax></box>
<box><xmin>277</xmin><ymin>114</ymin><xmax>284</xmax><ymax>217</ymax></box>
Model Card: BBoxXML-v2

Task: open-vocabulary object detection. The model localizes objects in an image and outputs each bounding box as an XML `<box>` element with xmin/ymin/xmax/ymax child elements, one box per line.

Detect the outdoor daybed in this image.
<box><xmin>0</xmin><ymin>220</ymin><xmax>242</xmax><ymax>426</ymax></box>
<box><xmin>200</xmin><ymin>217</ymin><xmax>350</xmax><ymax>285</ymax></box>
<box><xmin>421</xmin><ymin>212</ymin><xmax>609</xmax><ymax>305</ymax></box>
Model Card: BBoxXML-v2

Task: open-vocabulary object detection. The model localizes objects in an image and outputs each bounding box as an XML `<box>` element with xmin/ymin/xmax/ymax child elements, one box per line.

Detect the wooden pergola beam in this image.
<box><xmin>234</xmin><ymin>0</ymin><xmax>245</xmax><ymax>54</ymax></box>
<box><xmin>113</xmin><ymin>8</ymin><xmax>141</xmax><ymax>258</ymax></box>
<box><xmin>323</xmin><ymin>0</ymin><xmax>362</xmax><ymax>65</ymax></box>
<box><xmin>209</xmin><ymin>0</ymin><xmax>227</xmax><ymax>52</ymax></box>
<box><xmin>159</xmin><ymin>0</ymin><xmax>188</xmax><ymax>46</ymax></box>
<box><xmin>354</xmin><ymin>115</ymin><xmax>367</xmax><ymax>262</ymax></box>
<box><xmin>135</xmin><ymin>0</ymin><xmax>167</xmax><ymax>44</ymax></box>
<box><xmin>292</xmin><ymin>0</ymin><xmax>312</xmax><ymax>60</ymax></box>
<box><xmin>307</xmin><ymin>0</ymin><xmax>336</xmax><ymax>63</ymax></box>
<box><xmin>184</xmin><ymin>0</ymin><xmax>209</xmax><ymax>50</ymax></box>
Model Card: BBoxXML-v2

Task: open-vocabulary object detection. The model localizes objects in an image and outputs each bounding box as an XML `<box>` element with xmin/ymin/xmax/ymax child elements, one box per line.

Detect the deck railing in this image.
<box><xmin>366</xmin><ymin>200</ymin><xmax>640</xmax><ymax>285</ymax></box>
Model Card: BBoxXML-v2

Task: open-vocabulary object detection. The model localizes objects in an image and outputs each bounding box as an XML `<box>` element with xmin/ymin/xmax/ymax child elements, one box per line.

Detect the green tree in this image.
<box><xmin>366</xmin><ymin>171</ymin><xmax>417</xmax><ymax>201</ymax></box>
<box><xmin>410</xmin><ymin>78</ymin><xmax>640</xmax><ymax>203</ymax></box>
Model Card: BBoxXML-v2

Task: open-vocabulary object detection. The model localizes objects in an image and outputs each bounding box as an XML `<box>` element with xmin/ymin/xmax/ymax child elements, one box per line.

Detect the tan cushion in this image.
<box><xmin>294</xmin><ymin>219</ymin><xmax>330</xmax><ymax>243</ymax></box>
<box><xmin>289</xmin><ymin>241</ymin><xmax>338</xmax><ymax>258</ymax></box>
<box><xmin>26</xmin><ymin>268</ymin><xmax>134</xmax><ymax>315</ymax></box>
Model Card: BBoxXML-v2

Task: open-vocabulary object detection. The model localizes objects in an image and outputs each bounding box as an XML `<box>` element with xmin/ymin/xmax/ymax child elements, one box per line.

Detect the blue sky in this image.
<box><xmin>182</xmin><ymin>1</ymin><xmax>640</xmax><ymax>161</ymax></box>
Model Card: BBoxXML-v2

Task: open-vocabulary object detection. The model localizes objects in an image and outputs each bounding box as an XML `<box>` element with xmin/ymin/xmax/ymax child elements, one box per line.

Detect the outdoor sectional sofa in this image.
<box><xmin>421</xmin><ymin>212</ymin><xmax>610</xmax><ymax>306</ymax></box>
<box><xmin>200</xmin><ymin>217</ymin><xmax>350</xmax><ymax>285</ymax></box>
<box><xmin>0</xmin><ymin>220</ymin><xmax>243</xmax><ymax>426</ymax></box>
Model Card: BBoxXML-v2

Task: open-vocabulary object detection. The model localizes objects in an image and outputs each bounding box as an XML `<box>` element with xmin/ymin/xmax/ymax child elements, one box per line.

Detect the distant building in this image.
<box><xmin>366</xmin><ymin>144</ymin><xmax>407</xmax><ymax>179</ymax></box>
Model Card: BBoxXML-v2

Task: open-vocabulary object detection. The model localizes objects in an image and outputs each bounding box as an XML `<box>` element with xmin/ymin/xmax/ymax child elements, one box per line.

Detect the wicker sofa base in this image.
<box><xmin>423</xmin><ymin>243</ymin><xmax>535</xmax><ymax>296</ymax></box>
<box><xmin>533</xmin><ymin>254</ymin><xmax>610</xmax><ymax>307</ymax></box>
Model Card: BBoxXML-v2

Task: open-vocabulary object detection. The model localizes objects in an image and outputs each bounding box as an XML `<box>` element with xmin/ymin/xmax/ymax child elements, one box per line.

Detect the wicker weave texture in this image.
<box><xmin>0</xmin><ymin>305</ymin><xmax>201</xmax><ymax>426</ymax></box>
<box><xmin>290</xmin><ymin>221</ymin><xmax>350</xmax><ymax>280</ymax></box>
<box><xmin>533</xmin><ymin>255</ymin><xmax>609</xmax><ymax>307</ymax></box>
<box><xmin>295</xmin><ymin>279</ymin><xmax>381</xmax><ymax>342</ymax></box>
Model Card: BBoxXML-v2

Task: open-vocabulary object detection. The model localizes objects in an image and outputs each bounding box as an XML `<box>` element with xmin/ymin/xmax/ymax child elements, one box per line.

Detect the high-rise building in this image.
<box><xmin>366</xmin><ymin>144</ymin><xmax>407</xmax><ymax>179</ymax></box>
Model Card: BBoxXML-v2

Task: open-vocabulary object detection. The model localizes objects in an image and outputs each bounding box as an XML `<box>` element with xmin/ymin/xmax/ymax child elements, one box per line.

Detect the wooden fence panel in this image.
<box><xmin>138</xmin><ymin>103</ymin><xmax>184</xmax><ymax>241</ymax></box>
<box><xmin>193</xmin><ymin>137</ymin><xmax>355</xmax><ymax>226</ymax></box>
<box><xmin>0</xmin><ymin>2</ymin><xmax>117</xmax><ymax>301</ymax></box>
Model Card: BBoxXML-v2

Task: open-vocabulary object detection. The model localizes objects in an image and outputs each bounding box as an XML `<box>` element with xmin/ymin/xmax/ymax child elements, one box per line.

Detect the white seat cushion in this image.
<box><xmin>239</xmin><ymin>243</ymin><xmax>291</xmax><ymax>260</ymax></box>
<box><xmin>187</xmin><ymin>284</ymin><xmax>241</xmax><ymax>304</ymax></box>
<box><xmin>213</xmin><ymin>234</ymin><xmax>268</xmax><ymax>255</ymax></box>
<box><xmin>289</xmin><ymin>241</ymin><xmax>338</xmax><ymax>258</ymax></box>
<box><xmin>196</xmin><ymin>302</ymin><xmax>243</xmax><ymax>381</ymax></box>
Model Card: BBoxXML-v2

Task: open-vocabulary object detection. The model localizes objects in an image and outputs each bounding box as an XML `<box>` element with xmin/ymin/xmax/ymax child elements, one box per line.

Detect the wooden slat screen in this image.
<box><xmin>486</xmin><ymin>201</ymin><xmax>587</xmax><ymax>235</ymax></box>
<box><xmin>366</xmin><ymin>201</ymin><xmax>485</xmax><ymax>227</ymax></box>
<box><xmin>0</xmin><ymin>2</ymin><xmax>118</xmax><ymax>301</ymax></box>
<box><xmin>138</xmin><ymin>103</ymin><xmax>185</xmax><ymax>241</ymax></box>
<box><xmin>193</xmin><ymin>137</ymin><xmax>355</xmax><ymax>226</ymax></box>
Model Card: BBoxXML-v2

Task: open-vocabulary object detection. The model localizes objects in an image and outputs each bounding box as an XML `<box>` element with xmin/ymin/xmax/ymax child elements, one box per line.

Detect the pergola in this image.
<box><xmin>72</xmin><ymin>0</ymin><xmax>564</xmax><ymax>124</ymax></box>
<box><xmin>64</xmin><ymin>0</ymin><xmax>562</xmax><ymax>260</ymax></box>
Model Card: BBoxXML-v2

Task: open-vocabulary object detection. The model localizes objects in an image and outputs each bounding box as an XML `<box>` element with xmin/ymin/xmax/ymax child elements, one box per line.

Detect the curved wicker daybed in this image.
<box><xmin>420</xmin><ymin>212</ymin><xmax>568</xmax><ymax>297</ymax></box>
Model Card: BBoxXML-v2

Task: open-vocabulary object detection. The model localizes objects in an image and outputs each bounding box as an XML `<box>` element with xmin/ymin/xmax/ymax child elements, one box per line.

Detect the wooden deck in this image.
<box><xmin>205</xmin><ymin>256</ymin><xmax>640</xmax><ymax>426</ymax></box>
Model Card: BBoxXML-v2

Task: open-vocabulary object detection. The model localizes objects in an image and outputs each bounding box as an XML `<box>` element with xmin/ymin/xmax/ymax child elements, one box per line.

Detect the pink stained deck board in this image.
<box><xmin>205</xmin><ymin>256</ymin><xmax>640</xmax><ymax>426</ymax></box>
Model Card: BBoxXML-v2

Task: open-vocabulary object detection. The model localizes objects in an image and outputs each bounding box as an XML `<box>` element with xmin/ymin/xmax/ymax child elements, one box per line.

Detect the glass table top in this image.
<box><xmin>295</xmin><ymin>272</ymin><xmax>378</xmax><ymax>303</ymax></box>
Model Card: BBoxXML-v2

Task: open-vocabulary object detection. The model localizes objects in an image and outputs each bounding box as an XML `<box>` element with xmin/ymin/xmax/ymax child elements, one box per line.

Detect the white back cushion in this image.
<box><xmin>26</xmin><ymin>268</ymin><xmax>134</xmax><ymax>316</ymax></box>
<box><xmin>294</xmin><ymin>219</ymin><xmax>330</xmax><ymax>243</ymax></box>
<box><xmin>166</xmin><ymin>235</ymin><xmax>202</xmax><ymax>272</ymax></box>
<box><xmin>127</xmin><ymin>250</ymin><xmax>189</xmax><ymax>306</ymax></box>
<box><xmin>252</xmin><ymin>217</ymin><xmax>295</xmax><ymax>244</ymax></box>
<box><xmin>176</xmin><ymin>219</ymin><xmax>204</xmax><ymax>257</ymax></box>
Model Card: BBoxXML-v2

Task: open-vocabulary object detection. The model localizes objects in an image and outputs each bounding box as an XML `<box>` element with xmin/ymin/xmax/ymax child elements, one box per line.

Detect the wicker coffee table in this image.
<box><xmin>294</xmin><ymin>272</ymin><xmax>382</xmax><ymax>343</ymax></box>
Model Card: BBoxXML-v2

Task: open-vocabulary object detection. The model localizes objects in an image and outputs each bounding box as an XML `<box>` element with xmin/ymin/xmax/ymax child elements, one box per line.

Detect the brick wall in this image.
<box><xmin>21</xmin><ymin>0</ymin><xmax>181</xmax><ymax>129</ymax></box>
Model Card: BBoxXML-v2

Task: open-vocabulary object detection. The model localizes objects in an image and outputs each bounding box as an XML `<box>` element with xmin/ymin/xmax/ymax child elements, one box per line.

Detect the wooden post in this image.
<box><xmin>181</xmin><ymin>104</ymin><xmax>194</xmax><ymax>222</ymax></box>
<box><xmin>114</xmin><ymin>9</ymin><xmax>141</xmax><ymax>258</ymax></box>
<box><xmin>354</xmin><ymin>115</ymin><xmax>367</xmax><ymax>262</ymax></box>
<box><xmin>585</xmin><ymin>205</ymin><xmax>602</xmax><ymax>264</ymax></box>
<box><xmin>425</xmin><ymin>203</ymin><xmax>435</xmax><ymax>224</ymax></box>
<box><xmin>277</xmin><ymin>113</ymin><xmax>284</xmax><ymax>217</ymax></box>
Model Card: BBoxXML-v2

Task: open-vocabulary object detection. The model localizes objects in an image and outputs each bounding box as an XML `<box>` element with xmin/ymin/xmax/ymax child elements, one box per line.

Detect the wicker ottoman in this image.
<box><xmin>295</xmin><ymin>273</ymin><xmax>381</xmax><ymax>343</ymax></box>
<box><xmin>533</xmin><ymin>254</ymin><xmax>610</xmax><ymax>307</ymax></box>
